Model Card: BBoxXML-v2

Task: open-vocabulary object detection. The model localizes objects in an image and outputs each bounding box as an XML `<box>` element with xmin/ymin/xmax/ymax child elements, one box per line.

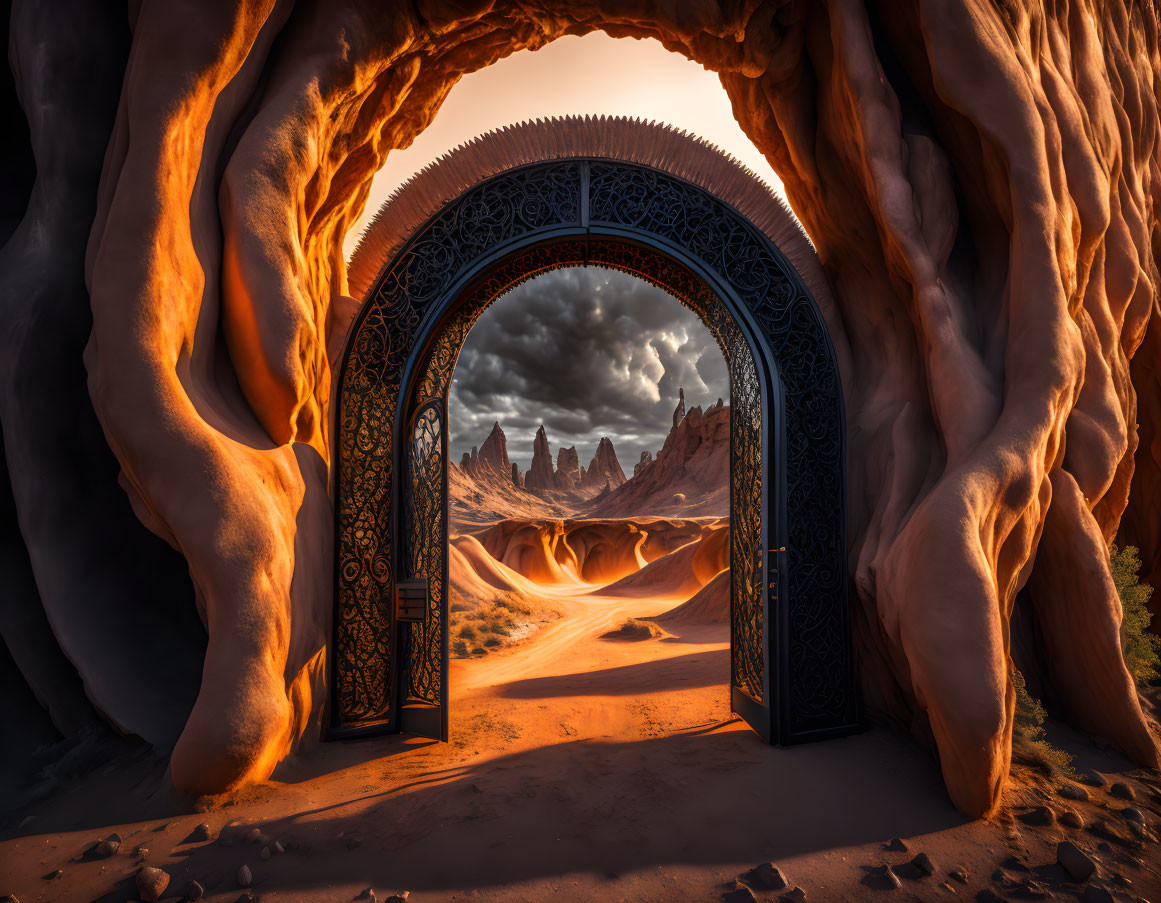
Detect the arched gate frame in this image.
<box><xmin>331</xmin><ymin>158</ymin><xmax>856</xmax><ymax>745</ymax></box>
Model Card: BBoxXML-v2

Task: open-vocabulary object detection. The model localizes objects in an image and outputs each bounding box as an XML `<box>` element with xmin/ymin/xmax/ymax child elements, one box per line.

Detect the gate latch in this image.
<box><xmin>396</xmin><ymin>578</ymin><xmax>428</xmax><ymax>622</ymax></box>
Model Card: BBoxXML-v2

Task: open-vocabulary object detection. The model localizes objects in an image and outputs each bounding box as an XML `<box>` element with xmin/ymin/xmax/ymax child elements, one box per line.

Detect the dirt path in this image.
<box><xmin>1</xmin><ymin>587</ymin><xmax>1158</xmax><ymax>902</ymax></box>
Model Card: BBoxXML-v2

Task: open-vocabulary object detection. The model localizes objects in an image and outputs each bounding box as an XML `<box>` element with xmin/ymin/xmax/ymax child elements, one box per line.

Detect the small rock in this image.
<box><xmin>1127</xmin><ymin>821</ymin><xmax>1152</xmax><ymax>842</ymax></box>
<box><xmin>780</xmin><ymin>889</ymin><xmax>806</xmax><ymax>903</ymax></box>
<box><xmin>884</xmin><ymin>837</ymin><xmax>908</xmax><ymax>852</ymax></box>
<box><xmin>1016</xmin><ymin>879</ymin><xmax>1050</xmax><ymax>899</ymax></box>
<box><xmin>1060</xmin><ymin>809</ymin><xmax>1083</xmax><ymax>828</ymax></box>
<box><xmin>740</xmin><ymin>863</ymin><xmax>788</xmax><ymax>891</ymax></box>
<box><xmin>384</xmin><ymin>895</ymin><xmax>409</xmax><ymax>903</ymax></box>
<box><xmin>258</xmin><ymin>832</ymin><xmax>272</xmax><ymax>846</ymax></box>
<box><xmin>136</xmin><ymin>867</ymin><xmax>170</xmax><ymax>902</ymax></box>
<box><xmin>190</xmin><ymin>823</ymin><xmax>212</xmax><ymax>842</ymax></box>
<box><xmin>1057</xmin><ymin>840</ymin><xmax>1096</xmax><ymax>882</ymax></box>
<box><xmin>1118</xmin><ymin>807</ymin><xmax>1145</xmax><ymax>824</ymax></box>
<box><xmin>1082</xmin><ymin>886</ymin><xmax>1115</xmax><ymax>903</ymax></box>
<box><xmin>1000</xmin><ymin>856</ymin><xmax>1031</xmax><ymax>873</ymax></box>
<box><xmin>1110</xmin><ymin>782</ymin><xmax>1135</xmax><ymax>801</ymax></box>
<box><xmin>273</xmin><ymin>841</ymin><xmax>285</xmax><ymax>854</ymax></box>
<box><xmin>892</xmin><ymin>860</ymin><xmax>924</xmax><ymax>880</ymax></box>
<box><xmin>1112</xmin><ymin>873</ymin><xmax>1132</xmax><ymax>888</ymax></box>
<box><xmin>245</xmin><ymin>828</ymin><xmax>262</xmax><ymax>845</ymax></box>
<box><xmin>42</xmin><ymin>869</ymin><xmax>62</xmax><ymax>881</ymax></box>
<box><xmin>1019</xmin><ymin>806</ymin><xmax>1056</xmax><ymax>826</ymax></box>
<box><xmin>723</xmin><ymin>886</ymin><xmax>759</xmax><ymax>903</ymax></box>
<box><xmin>355</xmin><ymin>889</ymin><xmax>377</xmax><ymax>903</ymax></box>
<box><xmin>1081</xmin><ymin>770</ymin><xmax>1107</xmax><ymax>788</ymax></box>
<box><xmin>92</xmin><ymin>832</ymin><xmax>122</xmax><ymax>858</ymax></box>
<box><xmin>949</xmin><ymin>868</ymin><xmax>969</xmax><ymax>884</ymax></box>
<box><xmin>884</xmin><ymin>866</ymin><xmax>902</xmax><ymax>889</ymax></box>
<box><xmin>911</xmin><ymin>853</ymin><xmax>935</xmax><ymax>876</ymax></box>
<box><xmin>184</xmin><ymin>879</ymin><xmax>205</xmax><ymax>901</ymax></box>
<box><xmin>133</xmin><ymin>845</ymin><xmax>149</xmax><ymax>857</ymax></box>
<box><xmin>1059</xmin><ymin>783</ymin><xmax>1089</xmax><ymax>802</ymax></box>
<box><xmin>260</xmin><ymin>846</ymin><xmax>271</xmax><ymax>861</ymax></box>
<box><xmin>345</xmin><ymin>835</ymin><xmax>362</xmax><ymax>850</ymax></box>
<box><xmin>992</xmin><ymin>868</ymin><xmax>1011</xmax><ymax>884</ymax></box>
<box><xmin>237</xmin><ymin>864</ymin><xmax>253</xmax><ymax>888</ymax></box>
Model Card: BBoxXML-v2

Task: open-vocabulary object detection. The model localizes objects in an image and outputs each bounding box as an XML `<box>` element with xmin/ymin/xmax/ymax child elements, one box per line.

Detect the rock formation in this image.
<box><xmin>525</xmin><ymin>426</ymin><xmax>556</xmax><ymax>492</ymax></box>
<box><xmin>2</xmin><ymin>1</ymin><xmax>1160</xmax><ymax>817</ymax></box>
<box><xmin>634</xmin><ymin>451</ymin><xmax>653</xmax><ymax>478</ymax></box>
<box><xmin>581</xmin><ymin>437</ymin><xmax>626</xmax><ymax>491</ymax></box>
<box><xmin>593</xmin><ymin>397</ymin><xmax>729</xmax><ymax>518</ymax></box>
<box><xmin>555</xmin><ymin>446</ymin><xmax>581</xmax><ymax>491</ymax></box>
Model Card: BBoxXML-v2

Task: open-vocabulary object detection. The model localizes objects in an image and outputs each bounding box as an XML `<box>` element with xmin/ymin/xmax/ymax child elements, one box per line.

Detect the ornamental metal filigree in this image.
<box><xmin>334</xmin><ymin>157</ymin><xmax>853</xmax><ymax>742</ymax></box>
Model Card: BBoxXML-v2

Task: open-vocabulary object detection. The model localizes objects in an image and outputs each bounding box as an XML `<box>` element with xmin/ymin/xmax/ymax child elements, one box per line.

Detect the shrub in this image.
<box><xmin>452</xmin><ymin>639</ymin><xmax>469</xmax><ymax>657</ymax></box>
<box><xmin>458</xmin><ymin>623</ymin><xmax>476</xmax><ymax>639</ymax></box>
<box><xmin>1111</xmin><ymin>543</ymin><xmax>1159</xmax><ymax>684</ymax></box>
<box><xmin>484</xmin><ymin>636</ymin><xmax>502</xmax><ymax>648</ymax></box>
<box><xmin>1011</xmin><ymin>667</ymin><xmax>1075</xmax><ymax>778</ymax></box>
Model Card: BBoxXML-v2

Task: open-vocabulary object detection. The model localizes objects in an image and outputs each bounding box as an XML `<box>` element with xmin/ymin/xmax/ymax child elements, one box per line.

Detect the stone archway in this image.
<box><xmin>330</xmin><ymin>119</ymin><xmax>855</xmax><ymax>746</ymax></box>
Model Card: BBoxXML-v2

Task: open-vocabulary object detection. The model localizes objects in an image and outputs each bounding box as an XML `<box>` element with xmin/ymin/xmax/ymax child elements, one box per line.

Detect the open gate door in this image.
<box><xmin>728</xmin><ymin>340</ymin><xmax>775</xmax><ymax>742</ymax></box>
<box><xmin>398</xmin><ymin>399</ymin><xmax>449</xmax><ymax>741</ymax></box>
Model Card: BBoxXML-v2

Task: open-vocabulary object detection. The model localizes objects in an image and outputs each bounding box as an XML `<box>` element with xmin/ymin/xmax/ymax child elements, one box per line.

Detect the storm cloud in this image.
<box><xmin>449</xmin><ymin>267</ymin><xmax>728</xmax><ymax>469</ymax></box>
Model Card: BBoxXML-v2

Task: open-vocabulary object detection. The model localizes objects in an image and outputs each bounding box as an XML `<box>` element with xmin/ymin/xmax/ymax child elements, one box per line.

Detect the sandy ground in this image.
<box><xmin>2</xmin><ymin>580</ymin><xmax>1160</xmax><ymax>902</ymax></box>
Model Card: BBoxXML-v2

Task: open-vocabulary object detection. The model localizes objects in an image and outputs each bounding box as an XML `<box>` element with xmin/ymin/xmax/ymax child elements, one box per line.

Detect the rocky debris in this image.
<box><xmin>1059</xmin><ymin>783</ymin><xmax>1090</xmax><ymax>802</ymax></box>
<box><xmin>90</xmin><ymin>831</ymin><xmax>121</xmax><ymax>858</ymax></box>
<box><xmin>42</xmin><ymin>869</ymin><xmax>62</xmax><ymax>881</ymax></box>
<box><xmin>1057</xmin><ymin>840</ymin><xmax>1096</xmax><ymax>882</ymax></box>
<box><xmin>722</xmin><ymin>885</ymin><xmax>757</xmax><ymax>902</ymax></box>
<box><xmin>238</xmin><ymin>864</ymin><xmax>253</xmax><ymax>887</ymax></box>
<box><xmin>384</xmin><ymin>894</ymin><xmax>409</xmax><ymax>903</ymax></box>
<box><xmin>133</xmin><ymin>844</ymin><xmax>149</xmax><ymax>857</ymax></box>
<box><xmin>739</xmin><ymin>863</ymin><xmax>788</xmax><ymax>890</ymax></box>
<box><xmin>949</xmin><ymin>867</ymin><xmax>968</xmax><ymax>884</ymax></box>
<box><xmin>273</xmin><ymin>840</ymin><xmax>286</xmax><ymax>854</ymax></box>
<box><xmin>355</xmin><ymin>890</ymin><xmax>376</xmax><ymax>902</ymax></box>
<box><xmin>911</xmin><ymin>853</ymin><xmax>935</xmax><ymax>876</ymax></box>
<box><xmin>187</xmin><ymin>822</ymin><xmax>213</xmax><ymax>843</ymax></box>
<box><xmin>1083</xmin><ymin>886</ymin><xmax>1115</xmax><ymax>903</ymax></box>
<box><xmin>1109</xmin><ymin>782</ymin><xmax>1135</xmax><ymax>801</ymax></box>
<box><xmin>883</xmin><ymin>837</ymin><xmax>908</xmax><ymax>852</ymax></box>
<box><xmin>672</xmin><ymin>387</ymin><xmax>685</xmax><ymax>428</ymax></box>
<box><xmin>892</xmin><ymin>853</ymin><xmax>935</xmax><ymax>880</ymax></box>
<box><xmin>779</xmin><ymin>889</ymin><xmax>806</xmax><ymax>903</ymax></box>
<box><xmin>555</xmin><ymin>446</ymin><xmax>581</xmax><ymax>490</ymax></box>
<box><xmin>260</xmin><ymin>845</ymin><xmax>271</xmax><ymax>860</ymax></box>
<box><xmin>1081</xmin><ymin>770</ymin><xmax>1107</xmax><ymax>787</ymax></box>
<box><xmin>184</xmin><ymin>879</ymin><xmax>205</xmax><ymax>901</ymax></box>
<box><xmin>634</xmin><ymin>449</ymin><xmax>653</xmax><ymax>477</ymax></box>
<box><xmin>1060</xmin><ymin>808</ymin><xmax>1084</xmax><ymax>828</ymax></box>
<box><xmin>1117</xmin><ymin>806</ymin><xmax>1144</xmax><ymax>823</ymax></box>
<box><xmin>136</xmin><ymin>866</ymin><xmax>170</xmax><ymax>902</ymax></box>
<box><xmin>580</xmin><ymin>437</ymin><xmax>626</xmax><ymax>490</ymax></box>
<box><xmin>883</xmin><ymin>866</ymin><xmax>902</xmax><ymax>889</ymax></box>
<box><xmin>1019</xmin><ymin>806</ymin><xmax>1056</xmax><ymax>826</ymax></box>
<box><xmin>245</xmin><ymin>827</ymin><xmax>263</xmax><ymax>844</ymax></box>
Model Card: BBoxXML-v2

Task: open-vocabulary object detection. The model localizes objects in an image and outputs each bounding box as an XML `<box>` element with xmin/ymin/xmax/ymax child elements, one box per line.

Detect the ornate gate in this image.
<box><xmin>330</xmin><ymin>120</ymin><xmax>856</xmax><ymax>745</ymax></box>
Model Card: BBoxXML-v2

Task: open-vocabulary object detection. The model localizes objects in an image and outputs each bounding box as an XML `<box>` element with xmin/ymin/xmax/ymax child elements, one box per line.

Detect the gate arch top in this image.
<box><xmin>334</xmin><ymin>116</ymin><xmax>855</xmax><ymax>745</ymax></box>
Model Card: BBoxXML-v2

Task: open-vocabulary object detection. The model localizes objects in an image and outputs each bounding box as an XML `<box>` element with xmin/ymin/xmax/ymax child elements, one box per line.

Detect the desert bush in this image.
<box><xmin>458</xmin><ymin>623</ymin><xmax>476</xmax><ymax>639</ymax></box>
<box><xmin>1011</xmin><ymin>667</ymin><xmax>1075</xmax><ymax>778</ymax></box>
<box><xmin>450</xmin><ymin>602</ymin><xmax>470</xmax><ymax>613</ymax></box>
<box><xmin>1111</xmin><ymin>543</ymin><xmax>1159</xmax><ymax>684</ymax></box>
<box><xmin>484</xmin><ymin>636</ymin><xmax>501</xmax><ymax>648</ymax></box>
<box><xmin>452</xmin><ymin>639</ymin><xmax>469</xmax><ymax>657</ymax></box>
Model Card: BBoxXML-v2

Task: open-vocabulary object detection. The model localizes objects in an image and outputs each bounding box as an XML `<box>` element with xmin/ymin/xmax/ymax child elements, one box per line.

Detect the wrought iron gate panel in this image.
<box><xmin>403</xmin><ymin>401</ymin><xmax>445</xmax><ymax>705</ymax></box>
<box><xmin>334</xmin><ymin>157</ymin><xmax>854</xmax><ymax>742</ymax></box>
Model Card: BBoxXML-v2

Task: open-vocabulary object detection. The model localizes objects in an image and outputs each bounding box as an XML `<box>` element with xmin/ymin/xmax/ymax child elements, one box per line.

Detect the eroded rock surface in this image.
<box><xmin>2</xmin><ymin>1</ymin><xmax>1160</xmax><ymax>815</ymax></box>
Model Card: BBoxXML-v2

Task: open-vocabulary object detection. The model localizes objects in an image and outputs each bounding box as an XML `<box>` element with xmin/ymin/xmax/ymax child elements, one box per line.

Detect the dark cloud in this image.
<box><xmin>449</xmin><ymin>267</ymin><xmax>728</xmax><ymax>469</ymax></box>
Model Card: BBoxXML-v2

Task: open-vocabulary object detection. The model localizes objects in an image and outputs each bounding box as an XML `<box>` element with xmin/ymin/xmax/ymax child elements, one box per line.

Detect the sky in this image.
<box><xmin>343</xmin><ymin>32</ymin><xmax>785</xmax><ymax>471</ymax></box>
<box><xmin>449</xmin><ymin>267</ymin><xmax>729</xmax><ymax>469</ymax></box>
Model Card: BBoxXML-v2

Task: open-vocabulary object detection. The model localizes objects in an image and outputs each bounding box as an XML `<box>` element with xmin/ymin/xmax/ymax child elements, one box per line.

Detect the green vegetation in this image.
<box><xmin>1011</xmin><ymin>668</ymin><xmax>1075</xmax><ymax>778</ymax></box>
<box><xmin>448</xmin><ymin>586</ymin><xmax>559</xmax><ymax>658</ymax></box>
<box><xmin>1111</xmin><ymin>543</ymin><xmax>1159</xmax><ymax>684</ymax></box>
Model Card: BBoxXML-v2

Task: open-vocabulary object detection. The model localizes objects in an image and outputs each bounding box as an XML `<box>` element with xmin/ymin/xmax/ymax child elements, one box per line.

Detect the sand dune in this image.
<box><xmin>650</xmin><ymin>568</ymin><xmax>731</xmax><ymax>624</ymax></box>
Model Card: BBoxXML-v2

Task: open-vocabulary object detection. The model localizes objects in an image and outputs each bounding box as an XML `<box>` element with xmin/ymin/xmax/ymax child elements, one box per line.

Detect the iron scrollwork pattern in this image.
<box><xmin>404</xmin><ymin>401</ymin><xmax>444</xmax><ymax>704</ymax></box>
<box><xmin>335</xmin><ymin>158</ymin><xmax>852</xmax><ymax>739</ymax></box>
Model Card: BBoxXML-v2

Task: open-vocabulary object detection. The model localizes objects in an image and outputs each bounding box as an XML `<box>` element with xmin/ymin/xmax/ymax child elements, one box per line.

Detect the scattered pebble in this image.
<box><xmin>238</xmin><ymin>864</ymin><xmax>253</xmax><ymax>888</ymax></box>
<box><xmin>273</xmin><ymin>840</ymin><xmax>285</xmax><ymax>854</ymax></box>
<box><xmin>1110</xmin><ymin>782</ymin><xmax>1135</xmax><ymax>801</ymax></box>
<box><xmin>948</xmin><ymin>867</ymin><xmax>968</xmax><ymax>884</ymax></box>
<box><xmin>740</xmin><ymin>863</ymin><xmax>788</xmax><ymax>890</ymax></box>
<box><xmin>260</xmin><ymin>846</ymin><xmax>271</xmax><ymax>861</ymax></box>
<box><xmin>884</xmin><ymin>866</ymin><xmax>902</xmax><ymax>889</ymax></box>
<box><xmin>1059</xmin><ymin>783</ymin><xmax>1089</xmax><ymax>802</ymax></box>
<box><xmin>136</xmin><ymin>866</ymin><xmax>170</xmax><ymax>902</ymax></box>
<box><xmin>911</xmin><ymin>852</ymin><xmax>935</xmax><ymax>876</ymax></box>
<box><xmin>1018</xmin><ymin>806</ymin><xmax>1055</xmax><ymax>826</ymax></box>
<box><xmin>883</xmin><ymin>837</ymin><xmax>908</xmax><ymax>852</ymax></box>
<box><xmin>1057</xmin><ymin>840</ymin><xmax>1096</xmax><ymax>882</ymax></box>
<box><xmin>133</xmin><ymin>845</ymin><xmax>149</xmax><ymax>857</ymax></box>
<box><xmin>190</xmin><ymin>823</ymin><xmax>212</xmax><ymax>842</ymax></box>
<box><xmin>92</xmin><ymin>832</ymin><xmax>122</xmax><ymax>858</ymax></box>
<box><xmin>246</xmin><ymin>828</ymin><xmax>262</xmax><ymax>845</ymax></box>
<box><xmin>185</xmin><ymin>879</ymin><xmax>205</xmax><ymax>901</ymax></box>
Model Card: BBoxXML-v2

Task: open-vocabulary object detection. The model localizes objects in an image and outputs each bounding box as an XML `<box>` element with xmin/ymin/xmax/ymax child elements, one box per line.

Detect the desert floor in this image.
<box><xmin>1</xmin><ymin>573</ymin><xmax>1159</xmax><ymax>902</ymax></box>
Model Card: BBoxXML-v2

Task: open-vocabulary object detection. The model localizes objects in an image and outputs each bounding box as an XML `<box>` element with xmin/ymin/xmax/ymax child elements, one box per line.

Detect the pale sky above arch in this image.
<box><xmin>343</xmin><ymin>32</ymin><xmax>788</xmax><ymax>259</ymax></box>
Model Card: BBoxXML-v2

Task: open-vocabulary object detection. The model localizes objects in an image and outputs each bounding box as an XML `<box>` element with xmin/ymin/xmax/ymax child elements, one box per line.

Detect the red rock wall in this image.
<box><xmin>2</xmin><ymin>1</ymin><xmax>1160</xmax><ymax>815</ymax></box>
